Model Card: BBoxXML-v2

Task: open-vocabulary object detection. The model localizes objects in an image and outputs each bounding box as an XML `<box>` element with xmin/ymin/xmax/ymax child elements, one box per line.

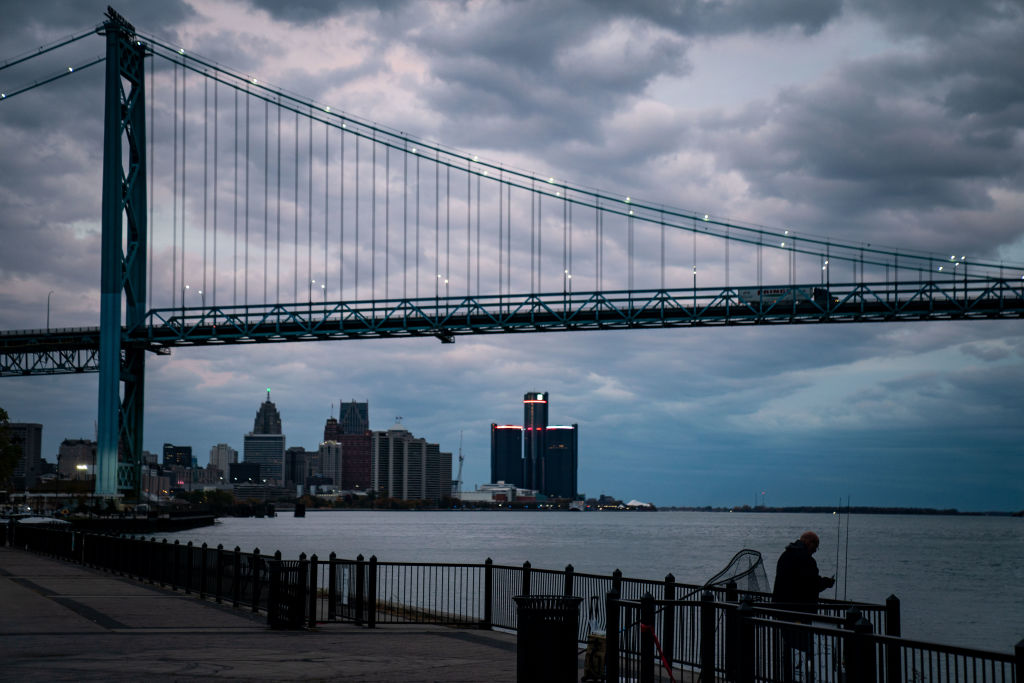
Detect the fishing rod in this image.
<box><xmin>834</xmin><ymin>498</ymin><xmax>842</xmax><ymax>600</ymax></box>
<box><xmin>843</xmin><ymin>496</ymin><xmax>851</xmax><ymax>600</ymax></box>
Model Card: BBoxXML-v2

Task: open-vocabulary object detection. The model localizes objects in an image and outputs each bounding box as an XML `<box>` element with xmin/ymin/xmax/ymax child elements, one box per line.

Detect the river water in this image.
<box><xmin>154</xmin><ymin>510</ymin><xmax>1023</xmax><ymax>653</ymax></box>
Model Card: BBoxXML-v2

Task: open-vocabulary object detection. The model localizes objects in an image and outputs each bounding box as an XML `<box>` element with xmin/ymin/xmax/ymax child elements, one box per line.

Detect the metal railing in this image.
<box><xmin>9</xmin><ymin>522</ymin><xmax>1018</xmax><ymax>682</ymax></box>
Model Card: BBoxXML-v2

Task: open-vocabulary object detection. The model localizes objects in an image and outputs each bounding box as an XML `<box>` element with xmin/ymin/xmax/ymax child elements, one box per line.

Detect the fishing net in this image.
<box><xmin>704</xmin><ymin>549</ymin><xmax>769</xmax><ymax>593</ymax></box>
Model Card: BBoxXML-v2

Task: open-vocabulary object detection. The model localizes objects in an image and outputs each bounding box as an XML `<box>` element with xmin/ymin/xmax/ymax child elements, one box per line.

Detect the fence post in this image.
<box><xmin>482</xmin><ymin>558</ymin><xmax>493</xmax><ymax>630</ymax></box>
<box><xmin>215</xmin><ymin>544</ymin><xmax>224</xmax><ymax>603</ymax></box>
<box><xmin>308</xmin><ymin>554</ymin><xmax>318</xmax><ymax>629</ymax></box>
<box><xmin>564</xmin><ymin>563</ymin><xmax>574</xmax><ymax>596</ymax></box>
<box><xmin>171</xmin><ymin>540</ymin><xmax>180</xmax><ymax>590</ymax></box>
<box><xmin>200</xmin><ymin>542</ymin><xmax>209</xmax><ymax>599</ymax></box>
<box><xmin>232</xmin><ymin>546</ymin><xmax>241</xmax><ymax>608</ymax></box>
<box><xmin>640</xmin><ymin>592</ymin><xmax>655</xmax><ymax>683</ymax></box>
<box><xmin>184</xmin><ymin>541</ymin><xmax>193</xmax><ymax>594</ymax></box>
<box><xmin>606</xmin><ymin>589</ymin><xmax>620</xmax><ymax>683</ymax></box>
<box><xmin>612</xmin><ymin>568</ymin><xmax>622</xmax><ymax>595</ymax></box>
<box><xmin>663</xmin><ymin>573</ymin><xmax>676</xmax><ymax>667</ymax></box>
<box><xmin>355</xmin><ymin>554</ymin><xmax>365</xmax><ymax>626</ymax></box>
<box><xmin>700</xmin><ymin>590</ymin><xmax>716</xmax><ymax>679</ymax></box>
<box><xmin>737</xmin><ymin>600</ymin><xmax>755</xmax><ymax>683</ymax></box>
<box><xmin>1014</xmin><ymin>639</ymin><xmax>1023</xmax><ymax>683</ymax></box>
<box><xmin>521</xmin><ymin>560</ymin><xmax>531</xmax><ymax>596</ymax></box>
<box><xmin>251</xmin><ymin>547</ymin><xmax>261</xmax><ymax>613</ymax></box>
<box><xmin>725</xmin><ymin>579</ymin><xmax>738</xmax><ymax>603</ymax></box>
<box><xmin>368</xmin><ymin>555</ymin><xmax>377</xmax><ymax>629</ymax></box>
<box><xmin>885</xmin><ymin>594</ymin><xmax>901</xmax><ymax>683</ymax></box>
<box><xmin>327</xmin><ymin>552</ymin><xmax>337</xmax><ymax>622</ymax></box>
<box><xmin>847</xmin><ymin>616</ymin><xmax>877</xmax><ymax>683</ymax></box>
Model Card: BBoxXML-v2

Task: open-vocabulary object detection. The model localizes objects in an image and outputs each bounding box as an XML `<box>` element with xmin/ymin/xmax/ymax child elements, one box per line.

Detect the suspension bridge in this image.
<box><xmin>2</xmin><ymin>9</ymin><xmax>1022</xmax><ymax>498</ymax></box>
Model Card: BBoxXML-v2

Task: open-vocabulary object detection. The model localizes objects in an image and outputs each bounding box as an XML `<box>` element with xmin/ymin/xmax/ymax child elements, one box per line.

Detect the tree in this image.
<box><xmin>0</xmin><ymin>407</ymin><xmax>23</xmax><ymax>488</ymax></box>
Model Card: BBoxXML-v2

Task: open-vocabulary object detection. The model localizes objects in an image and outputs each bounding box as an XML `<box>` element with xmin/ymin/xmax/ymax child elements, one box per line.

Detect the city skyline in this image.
<box><xmin>1</xmin><ymin>1</ymin><xmax>1022</xmax><ymax>510</ymax></box>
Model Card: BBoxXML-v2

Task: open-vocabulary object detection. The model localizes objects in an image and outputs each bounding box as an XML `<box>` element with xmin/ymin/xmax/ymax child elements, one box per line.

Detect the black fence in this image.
<box><xmin>6</xmin><ymin>522</ymin><xmax>1020</xmax><ymax>682</ymax></box>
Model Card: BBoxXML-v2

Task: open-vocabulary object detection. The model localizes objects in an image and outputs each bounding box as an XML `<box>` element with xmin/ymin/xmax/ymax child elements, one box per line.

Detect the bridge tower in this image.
<box><xmin>96</xmin><ymin>8</ymin><xmax>147</xmax><ymax>498</ymax></box>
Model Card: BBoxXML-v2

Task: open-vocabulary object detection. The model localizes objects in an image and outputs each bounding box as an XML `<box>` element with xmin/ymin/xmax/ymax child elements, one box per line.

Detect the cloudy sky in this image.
<box><xmin>1</xmin><ymin>0</ymin><xmax>1022</xmax><ymax>510</ymax></box>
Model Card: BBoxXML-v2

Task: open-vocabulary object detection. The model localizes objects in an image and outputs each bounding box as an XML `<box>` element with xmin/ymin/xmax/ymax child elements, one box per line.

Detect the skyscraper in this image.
<box><xmin>7</xmin><ymin>423</ymin><xmax>42</xmax><ymax>490</ymax></box>
<box><xmin>253</xmin><ymin>390</ymin><xmax>282</xmax><ymax>434</ymax></box>
<box><xmin>325</xmin><ymin>401</ymin><xmax>372</xmax><ymax>490</ymax></box>
<box><xmin>209</xmin><ymin>443</ymin><xmax>238</xmax><ymax>476</ymax></box>
<box><xmin>371</xmin><ymin>421</ymin><xmax>452</xmax><ymax>503</ymax></box>
<box><xmin>339</xmin><ymin>400</ymin><xmax>369</xmax><ymax>434</ymax></box>
<box><xmin>490</xmin><ymin>423</ymin><xmax>523</xmax><ymax>486</ymax></box>
<box><xmin>163</xmin><ymin>443</ymin><xmax>192</xmax><ymax>468</ymax></box>
<box><xmin>523</xmin><ymin>392</ymin><xmax>548</xmax><ymax>491</ymax></box>
<box><xmin>490</xmin><ymin>392</ymin><xmax>578</xmax><ymax>499</ymax></box>
<box><xmin>244</xmin><ymin>391</ymin><xmax>285</xmax><ymax>485</ymax></box>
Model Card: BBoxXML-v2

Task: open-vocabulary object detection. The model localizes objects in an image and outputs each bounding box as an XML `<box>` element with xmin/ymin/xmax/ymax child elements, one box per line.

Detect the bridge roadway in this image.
<box><xmin>2</xmin><ymin>280</ymin><xmax>1023</xmax><ymax>376</ymax></box>
<box><xmin>0</xmin><ymin>544</ymin><xmax>526</xmax><ymax>682</ymax></box>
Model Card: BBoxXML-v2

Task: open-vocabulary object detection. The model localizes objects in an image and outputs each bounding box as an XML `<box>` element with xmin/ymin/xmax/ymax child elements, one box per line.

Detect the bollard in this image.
<box><xmin>200</xmin><ymin>542</ymin><xmax>209</xmax><ymax>599</ymax></box>
<box><xmin>522</xmin><ymin>560</ymin><xmax>532</xmax><ymax>596</ymax></box>
<box><xmin>700</xmin><ymin>590</ymin><xmax>716</xmax><ymax>678</ymax></box>
<box><xmin>725</xmin><ymin>578</ymin><xmax>738</xmax><ymax>603</ymax></box>
<box><xmin>605</xmin><ymin>589</ymin><xmax>620</xmax><ymax>683</ymax></box>
<box><xmin>482</xmin><ymin>558</ymin><xmax>493</xmax><ymax>630</ymax></box>
<box><xmin>611</xmin><ymin>568</ymin><xmax>622</xmax><ymax>595</ymax></box>
<box><xmin>663</xmin><ymin>573</ymin><xmax>676</xmax><ymax>667</ymax></box>
<box><xmin>564</xmin><ymin>564</ymin><xmax>574</xmax><ymax>597</ymax></box>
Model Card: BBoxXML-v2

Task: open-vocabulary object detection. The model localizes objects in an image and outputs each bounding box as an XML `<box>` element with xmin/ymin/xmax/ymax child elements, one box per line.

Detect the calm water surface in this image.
<box><xmin>156</xmin><ymin>510</ymin><xmax>1023</xmax><ymax>652</ymax></box>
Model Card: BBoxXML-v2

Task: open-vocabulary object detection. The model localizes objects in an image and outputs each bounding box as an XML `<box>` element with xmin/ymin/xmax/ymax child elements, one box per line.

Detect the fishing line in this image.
<box><xmin>834</xmin><ymin>498</ymin><xmax>841</xmax><ymax>600</ymax></box>
<box><xmin>844</xmin><ymin>496</ymin><xmax>851</xmax><ymax>600</ymax></box>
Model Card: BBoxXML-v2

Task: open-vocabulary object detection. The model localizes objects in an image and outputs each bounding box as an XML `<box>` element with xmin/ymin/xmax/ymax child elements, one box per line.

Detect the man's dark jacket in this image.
<box><xmin>772</xmin><ymin>540</ymin><xmax>832</xmax><ymax>611</ymax></box>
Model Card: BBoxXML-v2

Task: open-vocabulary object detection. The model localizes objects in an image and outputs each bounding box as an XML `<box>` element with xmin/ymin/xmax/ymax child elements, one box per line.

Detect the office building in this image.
<box><xmin>323</xmin><ymin>404</ymin><xmax>371</xmax><ymax>490</ymax></box>
<box><xmin>209</xmin><ymin>443</ymin><xmax>238</xmax><ymax>476</ymax></box>
<box><xmin>371</xmin><ymin>421</ymin><xmax>452</xmax><ymax>503</ymax></box>
<box><xmin>490</xmin><ymin>423</ymin><xmax>524</xmax><ymax>487</ymax></box>
<box><xmin>7</xmin><ymin>423</ymin><xmax>42</xmax><ymax>490</ymax></box>
<box><xmin>284</xmin><ymin>447</ymin><xmax>310</xmax><ymax>487</ymax></box>
<box><xmin>338</xmin><ymin>400</ymin><xmax>369</xmax><ymax>434</ymax></box>
<box><xmin>489</xmin><ymin>392</ymin><xmax>578</xmax><ymax>499</ymax></box>
<box><xmin>253</xmin><ymin>390</ymin><xmax>282</xmax><ymax>434</ymax></box>
<box><xmin>318</xmin><ymin>441</ymin><xmax>343</xmax><ymax>487</ymax></box>
<box><xmin>58</xmin><ymin>439</ymin><xmax>96</xmax><ymax>480</ymax></box>
<box><xmin>163</xmin><ymin>443</ymin><xmax>192</xmax><ymax>468</ymax></box>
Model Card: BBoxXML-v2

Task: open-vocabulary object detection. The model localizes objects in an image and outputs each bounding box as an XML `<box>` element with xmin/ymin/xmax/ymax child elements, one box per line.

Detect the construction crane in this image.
<box><xmin>454</xmin><ymin>431</ymin><xmax>465</xmax><ymax>499</ymax></box>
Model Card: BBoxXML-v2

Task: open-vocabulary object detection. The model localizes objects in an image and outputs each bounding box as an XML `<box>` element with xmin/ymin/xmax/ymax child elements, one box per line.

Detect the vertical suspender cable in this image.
<box><xmin>725</xmin><ymin>224</ymin><xmax>730</xmax><ymax>292</ymax></box>
<box><xmin>476</xmin><ymin>173</ymin><xmax>481</xmax><ymax>296</ymax></box>
<box><xmin>466</xmin><ymin>161</ymin><xmax>470</xmax><ymax>296</ymax></box>
<box><xmin>307</xmin><ymin>112</ymin><xmax>312</xmax><ymax>303</ymax></box>
<box><xmin>416</xmin><ymin>153</ymin><xmax>420</xmax><ymax>298</ymax></box>
<box><xmin>506</xmin><ymin>183</ymin><xmax>511</xmax><ymax>297</ymax></box>
<box><xmin>264</xmin><ymin>99</ymin><xmax>269</xmax><ymax>304</ymax></box>
<box><xmin>172</xmin><ymin>62</ymin><xmax>178</xmax><ymax>307</ymax></box>
<box><xmin>275</xmin><ymin>104</ymin><xmax>281</xmax><ymax>305</ymax></box>
<box><xmin>232</xmin><ymin>88</ymin><xmax>238</xmax><ymax>305</ymax></box>
<box><xmin>244</xmin><ymin>87</ymin><xmax>250</xmax><ymax>307</ymax></box>
<box><xmin>182</xmin><ymin>60</ymin><xmax>187</xmax><ymax>309</ymax></box>
<box><xmin>660</xmin><ymin>213</ymin><xmax>665</xmax><ymax>290</ymax></box>
<box><xmin>148</xmin><ymin>52</ymin><xmax>154</xmax><ymax>313</ymax></box>
<box><xmin>435</xmin><ymin>152</ymin><xmax>440</xmax><ymax>297</ymax></box>
<box><xmin>568</xmin><ymin>195</ymin><xmax>573</xmax><ymax>293</ymax></box>
<box><xmin>385</xmin><ymin>143</ymin><xmax>390</xmax><ymax>299</ymax></box>
<box><xmin>324</xmin><ymin>122</ymin><xmax>329</xmax><ymax>301</ymax></box>
<box><xmin>538</xmin><ymin>192</ymin><xmax>542</xmax><ymax>293</ymax></box>
<box><xmin>403</xmin><ymin>144</ymin><xmax>408</xmax><ymax>299</ymax></box>
<box><xmin>498</xmin><ymin>171</ymin><xmax>503</xmax><ymax>296</ymax></box>
<box><xmin>293</xmin><ymin>111</ymin><xmax>299</xmax><ymax>301</ymax></box>
<box><xmin>562</xmin><ymin>190</ymin><xmax>567</xmax><ymax>292</ymax></box>
<box><xmin>595</xmin><ymin>202</ymin><xmax>600</xmax><ymax>292</ymax></box>
<box><xmin>371</xmin><ymin>132</ymin><xmax>377</xmax><ymax>300</ymax></box>
<box><xmin>355</xmin><ymin>133</ymin><xmax>360</xmax><ymax>300</ymax></box>
<box><xmin>530</xmin><ymin>183</ymin><xmax>535</xmax><ymax>294</ymax></box>
<box><xmin>203</xmin><ymin>78</ymin><xmax>208</xmax><ymax>304</ymax></box>
<box><xmin>213</xmin><ymin>80</ymin><xmax>218</xmax><ymax>309</ymax></box>
<box><xmin>446</xmin><ymin>164</ymin><xmax>451</xmax><ymax>297</ymax></box>
<box><xmin>339</xmin><ymin>123</ymin><xmax>344</xmax><ymax>301</ymax></box>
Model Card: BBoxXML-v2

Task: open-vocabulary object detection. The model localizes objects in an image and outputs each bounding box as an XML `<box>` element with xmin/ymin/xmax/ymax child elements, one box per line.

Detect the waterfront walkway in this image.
<box><xmin>0</xmin><ymin>546</ymin><xmax>538</xmax><ymax>682</ymax></box>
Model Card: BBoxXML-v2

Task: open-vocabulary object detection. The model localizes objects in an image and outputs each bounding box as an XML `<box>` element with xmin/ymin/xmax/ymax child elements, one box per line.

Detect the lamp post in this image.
<box><xmin>46</xmin><ymin>290</ymin><xmax>54</xmax><ymax>331</ymax></box>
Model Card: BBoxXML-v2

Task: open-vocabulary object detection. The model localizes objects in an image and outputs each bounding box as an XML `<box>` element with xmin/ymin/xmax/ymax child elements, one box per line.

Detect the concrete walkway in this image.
<box><xmin>0</xmin><ymin>546</ymin><xmax>545</xmax><ymax>682</ymax></box>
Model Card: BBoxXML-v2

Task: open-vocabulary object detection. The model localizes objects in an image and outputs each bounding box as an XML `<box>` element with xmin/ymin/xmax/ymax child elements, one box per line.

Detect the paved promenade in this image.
<box><xmin>0</xmin><ymin>546</ymin><xmax>541</xmax><ymax>682</ymax></box>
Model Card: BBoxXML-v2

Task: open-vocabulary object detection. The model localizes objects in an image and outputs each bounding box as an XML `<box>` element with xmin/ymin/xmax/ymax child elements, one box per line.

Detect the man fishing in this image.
<box><xmin>772</xmin><ymin>531</ymin><xmax>836</xmax><ymax>682</ymax></box>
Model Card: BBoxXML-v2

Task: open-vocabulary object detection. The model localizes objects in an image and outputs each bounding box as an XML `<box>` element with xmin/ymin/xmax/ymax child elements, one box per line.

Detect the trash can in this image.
<box><xmin>514</xmin><ymin>595</ymin><xmax>583</xmax><ymax>682</ymax></box>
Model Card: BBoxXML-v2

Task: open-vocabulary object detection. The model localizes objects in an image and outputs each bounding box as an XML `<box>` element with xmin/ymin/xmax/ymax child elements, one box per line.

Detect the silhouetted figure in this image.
<box><xmin>772</xmin><ymin>531</ymin><xmax>835</xmax><ymax>682</ymax></box>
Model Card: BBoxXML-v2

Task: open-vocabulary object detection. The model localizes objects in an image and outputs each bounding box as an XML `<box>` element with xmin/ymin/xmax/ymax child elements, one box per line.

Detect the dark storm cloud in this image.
<box><xmin>247</xmin><ymin>0</ymin><xmax>412</xmax><ymax>24</ymax></box>
<box><xmin>0</xmin><ymin>0</ymin><xmax>192</xmax><ymax>39</ymax></box>
<box><xmin>851</xmin><ymin>0</ymin><xmax>1023</xmax><ymax>40</ymax></box>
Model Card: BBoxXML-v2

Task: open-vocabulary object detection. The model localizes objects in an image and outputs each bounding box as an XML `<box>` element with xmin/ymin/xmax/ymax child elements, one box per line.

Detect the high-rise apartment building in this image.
<box><xmin>371</xmin><ymin>422</ymin><xmax>452</xmax><ymax>503</ymax></box>
<box><xmin>489</xmin><ymin>392</ymin><xmax>578</xmax><ymax>499</ymax></box>
<box><xmin>7</xmin><ymin>423</ymin><xmax>42</xmax><ymax>490</ymax></box>
<box><xmin>318</xmin><ymin>441</ymin><xmax>343</xmax><ymax>486</ymax></box>
<box><xmin>323</xmin><ymin>402</ymin><xmax>371</xmax><ymax>490</ymax></box>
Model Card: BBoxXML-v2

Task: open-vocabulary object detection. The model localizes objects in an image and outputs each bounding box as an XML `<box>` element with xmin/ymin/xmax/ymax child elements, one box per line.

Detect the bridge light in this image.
<box><xmin>824</xmin><ymin>260</ymin><xmax>829</xmax><ymax>265</ymax></box>
<box><xmin>1</xmin><ymin>93</ymin><xmax>5</xmax><ymax>98</ymax></box>
<box><xmin>950</xmin><ymin>255</ymin><xmax>956</xmax><ymax>261</ymax></box>
<box><xmin>178</xmin><ymin>48</ymin><xmax>184</xmax><ymax>55</ymax></box>
<box><xmin>781</xmin><ymin>242</ymin><xmax>785</xmax><ymax>247</ymax></box>
<box><xmin>625</xmin><ymin>197</ymin><xmax>631</xmax><ymax>203</ymax></box>
<box><xmin>703</xmin><ymin>214</ymin><xmax>709</xmax><ymax>221</ymax></box>
<box><xmin>251</xmin><ymin>78</ymin><xmax>258</xmax><ymax>84</ymax></box>
<box><xmin>960</xmin><ymin>255</ymin><xmax>965</xmax><ymax>260</ymax></box>
<box><xmin>473</xmin><ymin>155</ymin><xmax>478</xmax><ymax>161</ymax></box>
<box><xmin>939</xmin><ymin>266</ymin><xmax>944</xmax><ymax>271</ymax></box>
<box><xmin>629</xmin><ymin>210</ymin><xmax>634</xmax><ymax>215</ymax></box>
<box><xmin>784</xmin><ymin>230</ymin><xmax>789</xmax><ymax>235</ymax></box>
<box><xmin>556</xmin><ymin>192</ymin><xmax>561</xmax><ymax>197</ymax></box>
<box><xmin>325</xmin><ymin>106</ymin><xmax>330</xmax><ymax>112</ymax></box>
<box><xmin>67</xmin><ymin>66</ymin><xmax>73</xmax><ymax>72</ymax></box>
<box><xmin>483</xmin><ymin>170</ymin><xmax>488</xmax><ymax>176</ymax></box>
